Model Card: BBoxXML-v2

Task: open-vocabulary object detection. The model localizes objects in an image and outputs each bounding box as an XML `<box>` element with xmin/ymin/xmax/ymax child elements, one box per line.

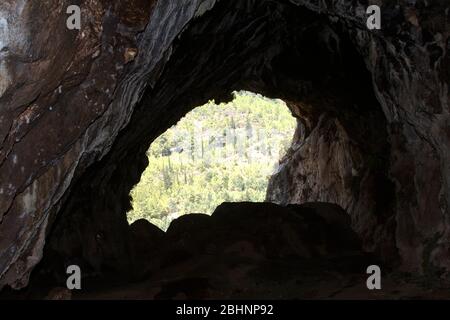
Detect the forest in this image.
<box><xmin>128</xmin><ymin>91</ymin><xmax>297</xmax><ymax>230</ymax></box>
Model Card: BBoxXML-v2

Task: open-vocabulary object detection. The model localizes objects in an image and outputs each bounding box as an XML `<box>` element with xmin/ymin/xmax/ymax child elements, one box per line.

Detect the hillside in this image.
<box><xmin>128</xmin><ymin>91</ymin><xmax>297</xmax><ymax>230</ymax></box>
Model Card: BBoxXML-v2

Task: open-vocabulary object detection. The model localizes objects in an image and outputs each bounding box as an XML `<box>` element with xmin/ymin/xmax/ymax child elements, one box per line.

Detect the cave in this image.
<box><xmin>0</xmin><ymin>0</ymin><xmax>449</xmax><ymax>300</ymax></box>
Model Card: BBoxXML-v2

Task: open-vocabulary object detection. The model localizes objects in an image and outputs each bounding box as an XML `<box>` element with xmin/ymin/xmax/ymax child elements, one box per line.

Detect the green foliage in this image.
<box><xmin>128</xmin><ymin>91</ymin><xmax>296</xmax><ymax>230</ymax></box>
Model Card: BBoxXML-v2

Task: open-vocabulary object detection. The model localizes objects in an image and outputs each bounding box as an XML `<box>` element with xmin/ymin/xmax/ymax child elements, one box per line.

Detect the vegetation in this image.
<box><xmin>128</xmin><ymin>91</ymin><xmax>296</xmax><ymax>230</ymax></box>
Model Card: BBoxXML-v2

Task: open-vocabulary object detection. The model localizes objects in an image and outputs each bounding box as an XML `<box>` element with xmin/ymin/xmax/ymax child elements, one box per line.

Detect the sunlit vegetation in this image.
<box><xmin>128</xmin><ymin>91</ymin><xmax>296</xmax><ymax>230</ymax></box>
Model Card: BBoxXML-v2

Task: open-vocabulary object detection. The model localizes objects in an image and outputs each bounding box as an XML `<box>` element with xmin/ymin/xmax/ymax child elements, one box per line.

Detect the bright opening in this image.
<box><xmin>128</xmin><ymin>91</ymin><xmax>297</xmax><ymax>230</ymax></box>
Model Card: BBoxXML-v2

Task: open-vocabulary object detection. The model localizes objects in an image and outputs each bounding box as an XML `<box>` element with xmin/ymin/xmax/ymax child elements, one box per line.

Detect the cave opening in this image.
<box><xmin>127</xmin><ymin>91</ymin><xmax>297</xmax><ymax>231</ymax></box>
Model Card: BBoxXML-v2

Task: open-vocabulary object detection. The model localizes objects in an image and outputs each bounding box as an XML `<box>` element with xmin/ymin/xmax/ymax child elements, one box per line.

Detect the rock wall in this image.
<box><xmin>0</xmin><ymin>0</ymin><xmax>448</xmax><ymax>290</ymax></box>
<box><xmin>268</xmin><ymin>0</ymin><xmax>450</xmax><ymax>275</ymax></box>
<box><xmin>267</xmin><ymin>113</ymin><xmax>397</xmax><ymax>262</ymax></box>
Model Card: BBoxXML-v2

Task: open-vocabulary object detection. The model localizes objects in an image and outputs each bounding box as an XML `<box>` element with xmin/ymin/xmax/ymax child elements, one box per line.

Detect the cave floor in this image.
<box><xmin>72</xmin><ymin>203</ymin><xmax>450</xmax><ymax>300</ymax></box>
<box><xmin>6</xmin><ymin>203</ymin><xmax>450</xmax><ymax>300</ymax></box>
<box><xmin>72</xmin><ymin>256</ymin><xmax>450</xmax><ymax>300</ymax></box>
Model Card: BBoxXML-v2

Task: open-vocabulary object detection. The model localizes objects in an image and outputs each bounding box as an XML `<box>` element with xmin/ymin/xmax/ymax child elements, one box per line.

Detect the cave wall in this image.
<box><xmin>269</xmin><ymin>0</ymin><xmax>450</xmax><ymax>274</ymax></box>
<box><xmin>267</xmin><ymin>112</ymin><xmax>397</xmax><ymax>262</ymax></box>
<box><xmin>0</xmin><ymin>0</ymin><xmax>448</xmax><ymax>290</ymax></box>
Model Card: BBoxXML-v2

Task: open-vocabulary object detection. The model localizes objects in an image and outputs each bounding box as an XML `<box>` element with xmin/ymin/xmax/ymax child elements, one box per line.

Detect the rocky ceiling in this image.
<box><xmin>0</xmin><ymin>0</ymin><xmax>448</xmax><ymax>295</ymax></box>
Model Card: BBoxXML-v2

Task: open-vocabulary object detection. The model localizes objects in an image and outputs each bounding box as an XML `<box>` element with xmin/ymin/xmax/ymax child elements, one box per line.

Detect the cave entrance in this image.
<box><xmin>7</xmin><ymin>0</ymin><xmax>399</xmax><ymax>297</ymax></box>
<box><xmin>128</xmin><ymin>91</ymin><xmax>297</xmax><ymax>230</ymax></box>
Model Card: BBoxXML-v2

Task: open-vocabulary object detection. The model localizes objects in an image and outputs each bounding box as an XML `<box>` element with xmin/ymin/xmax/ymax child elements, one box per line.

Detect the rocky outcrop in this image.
<box><xmin>5</xmin><ymin>202</ymin><xmax>450</xmax><ymax>300</ymax></box>
<box><xmin>267</xmin><ymin>113</ymin><xmax>397</xmax><ymax>262</ymax></box>
<box><xmin>3</xmin><ymin>202</ymin><xmax>380</xmax><ymax>299</ymax></box>
<box><xmin>0</xmin><ymin>0</ymin><xmax>448</xmax><ymax>291</ymax></box>
<box><xmin>128</xmin><ymin>202</ymin><xmax>373</xmax><ymax>300</ymax></box>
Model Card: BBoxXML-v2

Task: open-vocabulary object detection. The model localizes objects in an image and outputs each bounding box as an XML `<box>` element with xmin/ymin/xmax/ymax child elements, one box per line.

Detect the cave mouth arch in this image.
<box><xmin>127</xmin><ymin>91</ymin><xmax>297</xmax><ymax>230</ymax></box>
<box><xmin>6</xmin><ymin>0</ymin><xmax>399</xmax><ymax>297</ymax></box>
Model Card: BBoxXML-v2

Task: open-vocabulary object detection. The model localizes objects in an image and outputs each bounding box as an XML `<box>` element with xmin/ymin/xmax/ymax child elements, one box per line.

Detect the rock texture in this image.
<box><xmin>2</xmin><ymin>202</ymin><xmax>380</xmax><ymax>299</ymax></box>
<box><xmin>0</xmin><ymin>0</ymin><xmax>448</xmax><ymax>292</ymax></box>
<box><xmin>268</xmin><ymin>0</ymin><xmax>450</xmax><ymax>275</ymax></box>
<box><xmin>267</xmin><ymin>113</ymin><xmax>397</xmax><ymax>261</ymax></box>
